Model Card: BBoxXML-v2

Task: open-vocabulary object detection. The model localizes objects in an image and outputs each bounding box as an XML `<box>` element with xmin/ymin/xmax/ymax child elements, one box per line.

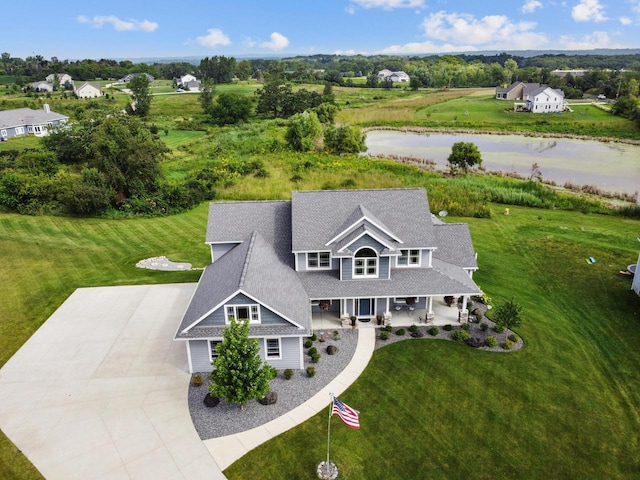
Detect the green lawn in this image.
<box><xmin>226</xmin><ymin>206</ymin><xmax>640</xmax><ymax>479</ymax></box>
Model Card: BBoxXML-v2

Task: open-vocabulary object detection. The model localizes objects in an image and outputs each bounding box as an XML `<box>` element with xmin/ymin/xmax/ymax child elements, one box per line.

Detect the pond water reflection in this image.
<box><xmin>365</xmin><ymin>130</ymin><xmax>640</xmax><ymax>198</ymax></box>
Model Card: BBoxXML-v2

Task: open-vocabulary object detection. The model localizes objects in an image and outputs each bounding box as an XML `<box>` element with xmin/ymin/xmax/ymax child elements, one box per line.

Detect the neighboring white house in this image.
<box><xmin>176</xmin><ymin>74</ymin><xmax>201</xmax><ymax>91</ymax></box>
<box><xmin>525</xmin><ymin>86</ymin><xmax>566</xmax><ymax>113</ymax></box>
<box><xmin>74</xmin><ymin>82</ymin><xmax>102</xmax><ymax>99</ymax></box>
<box><xmin>496</xmin><ymin>81</ymin><xmax>541</xmax><ymax>100</ymax></box>
<box><xmin>378</xmin><ymin>69</ymin><xmax>410</xmax><ymax>83</ymax></box>
<box><xmin>119</xmin><ymin>73</ymin><xmax>155</xmax><ymax>83</ymax></box>
<box><xmin>45</xmin><ymin>73</ymin><xmax>74</xmax><ymax>88</ymax></box>
<box><xmin>0</xmin><ymin>105</ymin><xmax>68</xmax><ymax>140</ymax></box>
<box><xmin>30</xmin><ymin>81</ymin><xmax>54</xmax><ymax>93</ymax></box>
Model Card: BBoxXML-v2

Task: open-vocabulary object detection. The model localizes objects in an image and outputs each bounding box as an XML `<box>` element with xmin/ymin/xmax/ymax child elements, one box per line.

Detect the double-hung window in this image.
<box><xmin>265</xmin><ymin>338</ymin><xmax>281</xmax><ymax>359</ymax></box>
<box><xmin>225</xmin><ymin>304</ymin><xmax>260</xmax><ymax>324</ymax></box>
<box><xmin>308</xmin><ymin>252</ymin><xmax>331</xmax><ymax>269</ymax></box>
<box><xmin>398</xmin><ymin>249</ymin><xmax>420</xmax><ymax>267</ymax></box>
<box><xmin>209</xmin><ymin>340</ymin><xmax>222</xmax><ymax>361</ymax></box>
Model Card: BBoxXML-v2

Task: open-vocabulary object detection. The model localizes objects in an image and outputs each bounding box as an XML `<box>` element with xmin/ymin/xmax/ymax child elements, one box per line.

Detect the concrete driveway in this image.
<box><xmin>0</xmin><ymin>284</ymin><xmax>225</xmax><ymax>480</ymax></box>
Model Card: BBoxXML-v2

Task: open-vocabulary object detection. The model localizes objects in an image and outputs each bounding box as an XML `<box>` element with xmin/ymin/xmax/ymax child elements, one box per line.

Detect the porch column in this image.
<box><xmin>426</xmin><ymin>296</ymin><xmax>435</xmax><ymax>323</ymax></box>
<box><xmin>459</xmin><ymin>295</ymin><xmax>469</xmax><ymax>324</ymax></box>
<box><xmin>385</xmin><ymin>297</ymin><xmax>390</xmax><ymax>314</ymax></box>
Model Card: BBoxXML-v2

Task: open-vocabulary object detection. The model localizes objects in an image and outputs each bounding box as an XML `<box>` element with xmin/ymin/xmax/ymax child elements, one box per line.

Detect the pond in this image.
<box><xmin>364</xmin><ymin>130</ymin><xmax>640</xmax><ymax>199</ymax></box>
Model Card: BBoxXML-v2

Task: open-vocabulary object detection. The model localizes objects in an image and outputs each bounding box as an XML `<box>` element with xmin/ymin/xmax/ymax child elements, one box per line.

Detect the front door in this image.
<box><xmin>358</xmin><ymin>298</ymin><xmax>373</xmax><ymax>317</ymax></box>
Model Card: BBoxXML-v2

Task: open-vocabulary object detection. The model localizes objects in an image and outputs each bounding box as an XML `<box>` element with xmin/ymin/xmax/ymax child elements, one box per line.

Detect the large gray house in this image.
<box><xmin>174</xmin><ymin>188</ymin><xmax>481</xmax><ymax>372</ymax></box>
<box><xmin>0</xmin><ymin>105</ymin><xmax>68</xmax><ymax>140</ymax></box>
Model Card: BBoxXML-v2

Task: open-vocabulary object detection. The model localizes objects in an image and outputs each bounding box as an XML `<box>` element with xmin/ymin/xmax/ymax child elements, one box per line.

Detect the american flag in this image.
<box><xmin>332</xmin><ymin>397</ymin><xmax>360</xmax><ymax>429</ymax></box>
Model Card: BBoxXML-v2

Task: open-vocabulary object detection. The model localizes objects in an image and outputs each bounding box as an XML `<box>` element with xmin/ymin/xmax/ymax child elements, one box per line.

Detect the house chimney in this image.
<box><xmin>43</xmin><ymin>104</ymin><xmax>50</xmax><ymax>113</ymax></box>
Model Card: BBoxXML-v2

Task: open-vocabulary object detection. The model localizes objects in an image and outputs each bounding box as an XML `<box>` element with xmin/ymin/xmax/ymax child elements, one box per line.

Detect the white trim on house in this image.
<box><xmin>353</xmin><ymin>247</ymin><xmax>378</xmax><ymax>278</ymax></box>
<box><xmin>336</xmin><ymin>229</ymin><xmax>398</xmax><ymax>254</ymax></box>
<box><xmin>264</xmin><ymin>337</ymin><xmax>282</xmax><ymax>359</ymax></box>
<box><xmin>325</xmin><ymin>215</ymin><xmax>404</xmax><ymax>246</ymax></box>
<box><xmin>224</xmin><ymin>304</ymin><xmax>260</xmax><ymax>324</ymax></box>
<box><xmin>397</xmin><ymin>249</ymin><xmax>421</xmax><ymax>267</ymax></box>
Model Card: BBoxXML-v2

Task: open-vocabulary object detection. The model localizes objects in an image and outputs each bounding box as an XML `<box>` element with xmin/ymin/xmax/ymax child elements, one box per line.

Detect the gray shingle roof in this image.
<box><xmin>176</xmin><ymin>230</ymin><xmax>310</xmax><ymax>340</ymax></box>
<box><xmin>206</xmin><ymin>200</ymin><xmax>292</xmax><ymax>265</ymax></box>
<box><xmin>0</xmin><ymin>108</ymin><xmax>68</xmax><ymax>129</ymax></box>
<box><xmin>433</xmin><ymin>224</ymin><xmax>478</xmax><ymax>269</ymax></box>
<box><xmin>292</xmin><ymin>189</ymin><xmax>434</xmax><ymax>252</ymax></box>
<box><xmin>298</xmin><ymin>262</ymin><xmax>480</xmax><ymax>299</ymax></box>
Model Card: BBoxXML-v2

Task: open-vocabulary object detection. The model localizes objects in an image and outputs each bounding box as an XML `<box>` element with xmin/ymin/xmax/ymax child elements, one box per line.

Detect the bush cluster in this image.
<box><xmin>502</xmin><ymin>340</ymin><xmax>514</xmax><ymax>350</ymax></box>
<box><xmin>444</xmin><ymin>324</ymin><xmax>453</xmax><ymax>331</ymax></box>
<box><xmin>308</xmin><ymin>346</ymin><xmax>318</xmax><ymax>356</ymax></box>
<box><xmin>480</xmin><ymin>322</ymin><xmax>489</xmax><ymax>332</ymax></box>
<box><xmin>395</xmin><ymin>328</ymin><xmax>406</xmax><ymax>336</ymax></box>
<box><xmin>451</xmin><ymin>329</ymin><xmax>470</xmax><ymax>343</ymax></box>
<box><xmin>311</xmin><ymin>352</ymin><xmax>321</xmax><ymax>363</ymax></box>
<box><xmin>380</xmin><ymin>331</ymin><xmax>390</xmax><ymax>341</ymax></box>
<box><xmin>409</xmin><ymin>324</ymin><xmax>419</xmax><ymax>333</ymax></box>
<box><xmin>306</xmin><ymin>366</ymin><xmax>316</xmax><ymax>377</ymax></box>
<box><xmin>428</xmin><ymin>326</ymin><xmax>439</xmax><ymax>336</ymax></box>
<box><xmin>493</xmin><ymin>324</ymin><xmax>506</xmax><ymax>334</ymax></box>
<box><xmin>508</xmin><ymin>333</ymin><xmax>520</xmax><ymax>343</ymax></box>
<box><xmin>283</xmin><ymin>369</ymin><xmax>294</xmax><ymax>380</ymax></box>
<box><xmin>485</xmin><ymin>336</ymin><xmax>498</xmax><ymax>348</ymax></box>
<box><xmin>304</xmin><ymin>339</ymin><xmax>313</xmax><ymax>348</ymax></box>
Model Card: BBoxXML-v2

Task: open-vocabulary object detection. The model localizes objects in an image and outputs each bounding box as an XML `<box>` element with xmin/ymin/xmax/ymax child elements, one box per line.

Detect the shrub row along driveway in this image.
<box><xmin>0</xmin><ymin>284</ymin><xmax>225</xmax><ymax>480</ymax></box>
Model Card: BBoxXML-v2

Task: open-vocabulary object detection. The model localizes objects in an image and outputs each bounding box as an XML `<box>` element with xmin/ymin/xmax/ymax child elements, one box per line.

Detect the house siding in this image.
<box><xmin>211</xmin><ymin>243</ymin><xmax>237</xmax><ymax>262</ymax></box>
<box><xmin>342</xmin><ymin>258</ymin><xmax>353</xmax><ymax>280</ymax></box>
<box><xmin>189</xmin><ymin>336</ymin><xmax>303</xmax><ymax>372</ymax></box>
<box><xmin>259</xmin><ymin>337</ymin><xmax>302</xmax><ymax>369</ymax></box>
<box><xmin>349</xmin><ymin>234</ymin><xmax>386</xmax><ymax>253</ymax></box>
<box><xmin>189</xmin><ymin>340</ymin><xmax>212</xmax><ymax>372</ymax></box>
<box><xmin>379</xmin><ymin>257</ymin><xmax>390</xmax><ymax>279</ymax></box>
<box><xmin>197</xmin><ymin>292</ymin><xmax>293</xmax><ymax>327</ymax></box>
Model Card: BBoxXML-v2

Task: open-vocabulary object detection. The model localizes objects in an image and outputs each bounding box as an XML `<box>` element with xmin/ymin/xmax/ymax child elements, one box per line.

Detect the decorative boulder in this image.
<box><xmin>203</xmin><ymin>393</ymin><xmax>220</xmax><ymax>408</ymax></box>
<box><xmin>467</xmin><ymin>336</ymin><xmax>484</xmax><ymax>348</ymax></box>
<box><xmin>258</xmin><ymin>391</ymin><xmax>278</xmax><ymax>405</ymax></box>
<box><xmin>326</xmin><ymin>345</ymin><xmax>338</xmax><ymax>355</ymax></box>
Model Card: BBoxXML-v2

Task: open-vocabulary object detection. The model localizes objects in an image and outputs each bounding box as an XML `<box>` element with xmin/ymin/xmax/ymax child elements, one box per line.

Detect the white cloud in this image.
<box><xmin>346</xmin><ymin>5</ymin><xmax>357</xmax><ymax>14</ymax></box>
<box><xmin>571</xmin><ymin>0</ymin><xmax>608</xmax><ymax>22</ymax></box>
<box><xmin>630</xmin><ymin>0</ymin><xmax>640</xmax><ymax>13</ymax></box>
<box><xmin>379</xmin><ymin>41</ymin><xmax>479</xmax><ymax>54</ymax></box>
<box><xmin>242</xmin><ymin>36</ymin><xmax>257</xmax><ymax>47</ymax></box>
<box><xmin>260</xmin><ymin>32</ymin><xmax>289</xmax><ymax>50</ymax></box>
<box><xmin>77</xmin><ymin>15</ymin><xmax>158</xmax><ymax>32</ymax></box>
<box><xmin>418</xmin><ymin>11</ymin><xmax>547</xmax><ymax>49</ymax></box>
<box><xmin>522</xmin><ymin>1</ymin><xmax>543</xmax><ymax>13</ymax></box>
<box><xmin>196</xmin><ymin>29</ymin><xmax>231</xmax><ymax>48</ymax></box>
<box><xmin>351</xmin><ymin>0</ymin><xmax>425</xmax><ymax>9</ymax></box>
<box><xmin>620</xmin><ymin>16</ymin><xmax>633</xmax><ymax>25</ymax></box>
<box><xmin>557</xmin><ymin>31</ymin><xmax>616</xmax><ymax>48</ymax></box>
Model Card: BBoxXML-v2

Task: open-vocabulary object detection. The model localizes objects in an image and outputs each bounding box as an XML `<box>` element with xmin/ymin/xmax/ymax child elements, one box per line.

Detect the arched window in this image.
<box><xmin>354</xmin><ymin>248</ymin><xmax>377</xmax><ymax>278</ymax></box>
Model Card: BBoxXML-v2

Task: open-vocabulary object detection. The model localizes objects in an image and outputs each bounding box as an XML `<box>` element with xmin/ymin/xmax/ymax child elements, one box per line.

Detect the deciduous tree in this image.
<box><xmin>324</xmin><ymin>125</ymin><xmax>366</xmax><ymax>155</ymax></box>
<box><xmin>285</xmin><ymin>111</ymin><xmax>322</xmax><ymax>152</ymax></box>
<box><xmin>209</xmin><ymin>318</ymin><xmax>277</xmax><ymax>408</ymax></box>
<box><xmin>491</xmin><ymin>297</ymin><xmax>523</xmax><ymax>332</ymax></box>
<box><xmin>209</xmin><ymin>92</ymin><xmax>253</xmax><ymax>125</ymax></box>
<box><xmin>447</xmin><ymin>141</ymin><xmax>482</xmax><ymax>173</ymax></box>
<box><xmin>127</xmin><ymin>74</ymin><xmax>152</xmax><ymax>117</ymax></box>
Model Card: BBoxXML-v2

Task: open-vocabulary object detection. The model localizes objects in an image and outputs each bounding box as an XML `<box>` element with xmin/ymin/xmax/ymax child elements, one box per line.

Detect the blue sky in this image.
<box><xmin>4</xmin><ymin>0</ymin><xmax>640</xmax><ymax>60</ymax></box>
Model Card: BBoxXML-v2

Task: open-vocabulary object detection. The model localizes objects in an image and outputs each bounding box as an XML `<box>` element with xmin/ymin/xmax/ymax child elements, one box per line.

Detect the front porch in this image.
<box><xmin>312</xmin><ymin>297</ymin><xmax>469</xmax><ymax>331</ymax></box>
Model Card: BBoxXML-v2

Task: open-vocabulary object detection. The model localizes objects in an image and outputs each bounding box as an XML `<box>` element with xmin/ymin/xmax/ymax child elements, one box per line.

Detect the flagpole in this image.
<box><xmin>326</xmin><ymin>392</ymin><xmax>333</xmax><ymax>465</ymax></box>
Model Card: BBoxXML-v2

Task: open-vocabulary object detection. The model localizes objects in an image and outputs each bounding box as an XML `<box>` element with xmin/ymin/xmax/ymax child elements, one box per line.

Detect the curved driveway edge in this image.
<box><xmin>203</xmin><ymin>327</ymin><xmax>376</xmax><ymax>471</ymax></box>
<box><xmin>0</xmin><ymin>284</ymin><xmax>225</xmax><ymax>480</ymax></box>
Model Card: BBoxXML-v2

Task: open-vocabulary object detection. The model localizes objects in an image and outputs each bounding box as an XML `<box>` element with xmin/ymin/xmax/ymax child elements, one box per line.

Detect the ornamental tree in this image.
<box><xmin>209</xmin><ymin>318</ymin><xmax>277</xmax><ymax>408</ymax></box>
<box><xmin>447</xmin><ymin>141</ymin><xmax>482</xmax><ymax>173</ymax></box>
<box><xmin>492</xmin><ymin>297</ymin><xmax>523</xmax><ymax>331</ymax></box>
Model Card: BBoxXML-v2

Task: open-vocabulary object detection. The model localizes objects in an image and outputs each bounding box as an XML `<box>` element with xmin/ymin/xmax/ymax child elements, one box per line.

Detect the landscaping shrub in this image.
<box><xmin>451</xmin><ymin>329</ymin><xmax>470</xmax><ymax>343</ymax></box>
<box><xmin>395</xmin><ymin>328</ymin><xmax>406</xmax><ymax>336</ymax></box>
<box><xmin>284</xmin><ymin>369</ymin><xmax>294</xmax><ymax>380</ymax></box>
<box><xmin>380</xmin><ymin>331</ymin><xmax>390</xmax><ymax>340</ymax></box>
<box><xmin>508</xmin><ymin>333</ymin><xmax>520</xmax><ymax>343</ymax></box>
<box><xmin>428</xmin><ymin>326</ymin><xmax>439</xmax><ymax>336</ymax></box>
<box><xmin>310</xmin><ymin>333</ymin><xmax>317</xmax><ymax>341</ymax></box>
<box><xmin>311</xmin><ymin>352</ymin><xmax>321</xmax><ymax>363</ymax></box>
<box><xmin>304</xmin><ymin>339</ymin><xmax>313</xmax><ymax>348</ymax></box>
<box><xmin>308</xmin><ymin>346</ymin><xmax>318</xmax><ymax>356</ymax></box>
<box><xmin>480</xmin><ymin>322</ymin><xmax>489</xmax><ymax>332</ymax></box>
<box><xmin>444</xmin><ymin>324</ymin><xmax>453</xmax><ymax>331</ymax></box>
<box><xmin>409</xmin><ymin>324</ymin><xmax>419</xmax><ymax>333</ymax></box>
<box><xmin>191</xmin><ymin>374</ymin><xmax>203</xmax><ymax>387</ymax></box>
<box><xmin>502</xmin><ymin>340</ymin><xmax>514</xmax><ymax>350</ymax></box>
<box><xmin>485</xmin><ymin>336</ymin><xmax>498</xmax><ymax>347</ymax></box>
<box><xmin>461</xmin><ymin>323</ymin><xmax>470</xmax><ymax>331</ymax></box>
<box><xmin>493</xmin><ymin>324</ymin><xmax>506</xmax><ymax>334</ymax></box>
<box><xmin>411</xmin><ymin>330</ymin><xmax>424</xmax><ymax>338</ymax></box>
<box><xmin>306</xmin><ymin>366</ymin><xmax>316</xmax><ymax>377</ymax></box>
<box><xmin>332</xmin><ymin>330</ymin><xmax>340</xmax><ymax>340</ymax></box>
<box><xmin>384</xmin><ymin>325</ymin><xmax>393</xmax><ymax>332</ymax></box>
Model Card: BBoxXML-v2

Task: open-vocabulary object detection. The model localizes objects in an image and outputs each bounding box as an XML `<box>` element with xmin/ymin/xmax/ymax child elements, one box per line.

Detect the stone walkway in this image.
<box><xmin>136</xmin><ymin>256</ymin><xmax>194</xmax><ymax>271</ymax></box>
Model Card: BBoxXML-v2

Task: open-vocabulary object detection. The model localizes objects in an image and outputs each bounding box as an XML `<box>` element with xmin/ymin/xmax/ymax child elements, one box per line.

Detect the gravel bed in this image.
<box><xmin>189</xmin><ymin>328</ymin><xmax>358</xmax><ymax>440</ymax></box>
